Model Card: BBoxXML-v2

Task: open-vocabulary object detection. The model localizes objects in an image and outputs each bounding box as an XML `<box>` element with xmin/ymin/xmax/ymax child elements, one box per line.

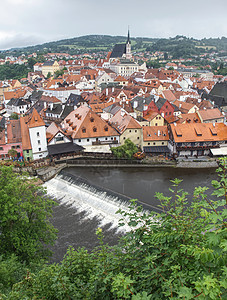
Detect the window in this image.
<box><xmin>87</xmin><ymin>139</ymin><xmax>89</xmax><ymax>142</ymax></box>
<box><xmin>104</xmin><ymin>126</ymin><xmax>108</xmax><ymax>132</ymax></box>
<box><xmin>93</xmin><ymin>127</ymin><xmax>97</xmax><ymax>132</ymax></box>
<box><xmin>56</xmin><ymin>137</ymin><xmax>64</xmax><ymax>142</ymax></box>
<box><xmin>169</xmin><ymin>112</ymin><xmax>171</xmax><ymax>115</ymax></box>
<box><xmin>123</xmin><ymin>137</ymin><xmax>126</xmax><ymax>140</ymax></box>
<box><xmin>16</xmin><ymin>145</ymin><xmax>20</xmax><ymax>149</ymax></box>
<box><xmin>105</xmin><ymin>137</ymin><xmax>108</xmax><ymax>140</ymax></box>
<box><xmin>26</xmin><ymin>150</ymin><xmax>29</xmax><ymax>153</ymax></box>
<box><xmin>162</xmin><ymin>142</ymin><xmax>164</xmax><ymax>145</ymax></box>
<box><xmin>155</xmin><ymin>123</ymin><xmax>158</xmax><ymax>126</ymax></box>
<box><xmin>0</xmin><ymin>147</ymin><xmax>3</xmax><ymax>151</ymax></box>
<box><xmin>137</xmin><ymin>137</ymin><xmax>139</xmax><ymax>139</ymax></box>
<box><xmin>129</xmin><ymin>130</ymin><xmax>131</xmax><ymax>132</ymax></box>
<box><xmin>12</xmin><ymin>146</ymin><xmax>15</xmax><ymax>149</ymax></box>
<box><xmin>82</xmin><ymin>128</ymin><xmax>86</xmax><ymax>133</ymax></box>
<box><xmin>38</xmin><ymin>148</ymin><xmax>41</xmax><ymax>151</ymax></box>
<box><xmin>37</xmin><ymin>132</ymin><xmax>40</xmax><ymax>137</ymax></box>
<box><xmin>153</xmin><ymin>142</ymin><xmax>156</xmax><ymax>145</ymax></box>
<box><xmin>148</xmin><ymin>143</ymin><xmax>150</xmax><ymax>145</ymax></box>
<box><xmin>90</xmin><ymin>117</ymin><xmax>94</xmax><ymax>122</ymax></box>
<box><xmin>38</xmin><ymin>140</ymin><xmax>41</xmax><ymax>144</ymax></box>
<box><xmin>135</xmin><ymin>130</ymin><xmax>137</xmax><ymax>133</ymax></box>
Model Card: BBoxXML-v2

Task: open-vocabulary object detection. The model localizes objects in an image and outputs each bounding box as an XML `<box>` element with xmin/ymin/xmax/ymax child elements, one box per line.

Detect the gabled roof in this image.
<box><xmin>28</xmin><ymin>109</ymin><xmax>45</xmax><ymax>128</ymax></box>
<box><xmin>109</xmin><ymin>110</ymin><xmax>141</xmax><ymax>133</ymax></box>
<box><xmin>110</xmin><ymin>44</ymin><xmax>126</xmax><ymax>58</ymax></box>
<box><xmin>62</xmin><ymin>106</ymin><xmax>119</xmax><ymax>139</ymax></box>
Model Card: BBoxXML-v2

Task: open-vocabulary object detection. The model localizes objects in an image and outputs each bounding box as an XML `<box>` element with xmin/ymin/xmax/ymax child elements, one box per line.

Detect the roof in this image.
<box><xmin>109</xmin><ymin>110</ymin><xmax>142</xmax><ymax>133</ymax></box>
<box><xmin>143</xmin><ymin>126</ymin><xmax>169</xmax><ymax>141</ymax></box>
<box><xmin>20</xmin><ymin>116</ymin><xmax>32</xmax><ymax>150</ymax></box>
<box><xmin>110</xmin><ymin>44</ymin><xmax>126</xmax><ymax>58</ymax></box>
<box><xmin>143</xmin><ymin>146</ymin><xmax>170</xmax><ymax>153</ymax></box>
<box><xmin>63</xmin><ymin>106</ymin><xmax>119</xmax><ymax>139</ymax></box>
<box><xmin>43</xmin><ymin>60</ymin><xmax>55</xmax><ymax>66</ymax></box>
<box><xmin>28</xmin><ymin>109</ymin><xmax>45</xmax><ymax>128</ymax></box>
<box><xmin>47</xmin><ymin>142</ymin><xmax>84</xmax><ymax>156</ymax></box>
<box><xmin>170</xmin><ymin>123</ymin><xmax>227</xmax><ymax>143</ymax></box>
<box><xmin>66</xmin><ymin>93</ymin><xmax>85</xmax><ymax>106</ymax></box>
<box><xmin>198</xmin><ymin>108</ymin><xmax>224</xmax><ymax>121</ymax></box>
<box><xmin>7</xmin><ymin>120</ymin><xmax>22</xmax><ymax>143</ymax></box>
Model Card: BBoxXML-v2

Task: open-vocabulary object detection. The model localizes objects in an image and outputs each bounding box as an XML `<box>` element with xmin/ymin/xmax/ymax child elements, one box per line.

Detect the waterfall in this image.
<box><xmin>43</xmin><ymin>171</ymin><xmax>138</xmax><ymax>232</ymax></box>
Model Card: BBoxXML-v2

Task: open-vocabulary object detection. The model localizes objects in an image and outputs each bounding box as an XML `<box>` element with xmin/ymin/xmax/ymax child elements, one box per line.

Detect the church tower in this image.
<box><xmin>126</xmin><ymin>29</ymin><xmax>132</xmax><ymax>60</ymax></box>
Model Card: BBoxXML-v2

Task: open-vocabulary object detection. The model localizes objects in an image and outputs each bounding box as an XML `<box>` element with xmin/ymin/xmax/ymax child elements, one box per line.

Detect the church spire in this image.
<box><xmin>127</xmin><ymin>27</ymin><xmax>131</xmax><ymax>44</ymax></box>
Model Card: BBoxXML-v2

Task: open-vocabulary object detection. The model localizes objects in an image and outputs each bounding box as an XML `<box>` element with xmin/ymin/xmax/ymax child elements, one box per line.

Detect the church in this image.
<box><xmin>109</xmin><ymin>30</ymin><xmax>139</xmax><ymax>77</ymax></box>
<box><xmin>109</xmin><ymin>30</ymin><xmax>132</xmax><ymax>62</ymax></box>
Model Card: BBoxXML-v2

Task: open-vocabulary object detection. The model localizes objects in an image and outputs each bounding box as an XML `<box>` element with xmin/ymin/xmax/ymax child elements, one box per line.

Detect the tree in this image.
<box><xmin>10</xmin><ymin>113</ymin><xmax>19</xmax><ymax>120</ymax></box>
<box><xmin>8</xmin><ymin>149</ymin><xmax>17</xmax><ymax>158</ymax></box>
<box><xmin>111</xmin><ymin>139</ymin><xmax>138</xmax><ymax>159</ymax></box>
<box><xmin>46</xmin><ymin>72</ymin><xmax>52</xmax><ymax>79</ymax></box>
<box><xmin>0</xmin><ymin>166</ymin><xmax>57</xmax><ymax>263</ymax></box>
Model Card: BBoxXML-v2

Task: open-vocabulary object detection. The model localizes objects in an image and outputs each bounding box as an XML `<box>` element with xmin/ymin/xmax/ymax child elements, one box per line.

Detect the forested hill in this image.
<box><xmin>5</xmin><ymin>35</ymin><xmax>227</xmax><ymax>58</ymax></box>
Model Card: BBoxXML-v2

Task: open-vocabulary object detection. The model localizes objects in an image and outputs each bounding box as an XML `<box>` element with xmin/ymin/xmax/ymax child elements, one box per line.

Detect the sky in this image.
<box><xmin>0</xmin><ymin>0</ymin><xmax>226</xmax><ymax>50</ymax></box>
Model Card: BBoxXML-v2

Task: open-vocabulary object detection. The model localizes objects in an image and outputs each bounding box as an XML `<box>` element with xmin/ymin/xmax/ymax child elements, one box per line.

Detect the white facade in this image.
<box><xmin>73</xmin><ymin>135</ymin><xmax>120</xmax><ymax>147</ymax></box>
<box><xmin>48</xmin><ymin>132</ymin><xmax>71</xmax><ymax>145</ymax></box>
<box><xmin>29</xmin><ymin>126</ymin><xmax>48</xmax><ymax>160</ymax></box>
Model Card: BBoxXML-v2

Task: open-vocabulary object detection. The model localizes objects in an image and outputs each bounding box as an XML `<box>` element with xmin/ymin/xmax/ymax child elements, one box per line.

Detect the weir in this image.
<box><xmin>43</xmin><ymin>170</ymin><xmax>150</xmax><ymax>232</ymax></box>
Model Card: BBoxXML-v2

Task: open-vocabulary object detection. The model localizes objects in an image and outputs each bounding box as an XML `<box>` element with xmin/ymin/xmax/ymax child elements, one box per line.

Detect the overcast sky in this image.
<box><xmin>0</xmin><ymin>0</ymin><xmax>226</xmax><ymax>50</ymax></box>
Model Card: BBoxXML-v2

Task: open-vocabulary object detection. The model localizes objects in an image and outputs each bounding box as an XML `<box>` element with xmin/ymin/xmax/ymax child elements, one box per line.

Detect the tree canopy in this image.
<box><xmin>111</xmin><ymin>139</ymin><xmax>138</xmax><ymax>159</ymax></box>
<box><xmin>0</xmin><ymin>165</ymin><xmax>57</xmax><ymax>263</ymax></box>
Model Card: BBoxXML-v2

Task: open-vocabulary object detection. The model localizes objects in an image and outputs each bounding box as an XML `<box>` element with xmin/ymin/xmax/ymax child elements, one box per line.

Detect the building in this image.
<box><xmin>62</xmin><ymin>106</ymin><xmax>120</xmax><ymax>151</ymax></box>
<box><xmin>109</xmin><ymin>30</ymin><xmax>132</xmax><ymax>62</ymax></box>
<box><xmin>42</xmin><ymin>61</ymin><xmax>60</xmax><ymax>77</ymax></box>
<box><xmin>169</xmin><ymin>123</ymin><xmax>227</xmax><ymax>157</ymax></box>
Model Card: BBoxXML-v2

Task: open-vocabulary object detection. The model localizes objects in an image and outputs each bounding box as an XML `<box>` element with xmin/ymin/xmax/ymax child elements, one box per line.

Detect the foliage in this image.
<box><xmin>0</xmin><ymin>165</ymin><xmax>57</xmax><ymax>263</ymax></box>
<box><xmin>8</xmin><ymin>149</ymin><xmax>17</xmax><ymax>158</ymax></box>
<box><xmin>10</xmin><ymin>113</ymin><xmax>19</xmax><ymax>120</ymax></box>
<box><xmin>111</xmin><ymin>139</ymin><xmax>138</xmax><ymax>159</ymax></box>
<box><xmin>54</xmin><ymin>69</ymin><xmax>64</xmax><ymax>78</ymax></box>
<box><xmin>46</xmin><ymin>72</ymin><xmax>52</xmax><ymax>79</ymax></box>
<box><xmin>2</xmin><ymin>158</ymin><xmax>227</xmax><ymax>299</ymax></box>
<box><xmin>0</xmin><ymin>63</ymin><xmax>30</xmax><ymax>80</ymax></box>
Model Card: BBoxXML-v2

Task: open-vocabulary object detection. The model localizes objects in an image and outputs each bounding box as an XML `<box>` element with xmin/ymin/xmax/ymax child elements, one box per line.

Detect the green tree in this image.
<box><xmin>0</xmin><ymin>166</ymin><xmax>57</xmax><ymax>263</ymax></box>
<box><xmin>111</xmin><ymin>139</ymin><xmax>138</xmax><ymax>159</ymax></box>
<box><xmin>46</xmin><ymin>72</ymin><xmax>52</xmax><ymax>79</ymax></box>
<box><xmin>10</xmin><ymin>113</ymin><xmax>19</xmax><ymax>120</ymax></box>
<box><xmin>8</xmin><ymin>149</ymin><xmax>17</xmax><ymax>158</ymax></box>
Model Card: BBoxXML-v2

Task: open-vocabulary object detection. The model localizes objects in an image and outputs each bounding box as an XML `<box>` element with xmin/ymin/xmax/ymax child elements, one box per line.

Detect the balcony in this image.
<box><xmin>92</xmin><ymin>140</ymin><xmax>118</xmax><ymax>146</ymax></box>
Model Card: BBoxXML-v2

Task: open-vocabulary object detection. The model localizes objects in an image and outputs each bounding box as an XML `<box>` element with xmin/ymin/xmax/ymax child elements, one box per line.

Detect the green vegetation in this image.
<box><xmin>0</xmin><ymin>158</ymin><xmax>227</xmax><ymax>298</ymax></box>
<box><xmin>0</xmin><ymin>63</ymin><xmax>30</xmax><ymax>80</ymax></box>
<box><xmin>111</xmin><ymin>139</ymin><xmax>138</xmax><ymax>159</ymax></box>
<box><xmin>0</xmin><ymin>165</ymin><xmax>57</xmax><ymax>263</ymax></box>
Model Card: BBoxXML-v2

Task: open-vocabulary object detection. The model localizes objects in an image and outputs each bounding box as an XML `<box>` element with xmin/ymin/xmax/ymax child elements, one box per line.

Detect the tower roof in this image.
<box><xmin>28</xmin><ymin>108</ymin><xmax>45</xmax><ymax>128</ymax></box>
<box><xmin>127</xmin><ymin>28</ymin><xmax>131</xmax><ymax>44</ymax></box>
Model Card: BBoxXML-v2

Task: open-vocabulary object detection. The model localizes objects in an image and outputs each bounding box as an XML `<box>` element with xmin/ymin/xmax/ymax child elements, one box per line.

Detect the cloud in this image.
<box><xmin>0</xmin><ymin>0</ymin><xmax>226</xmax><ymax>49</ymax></box>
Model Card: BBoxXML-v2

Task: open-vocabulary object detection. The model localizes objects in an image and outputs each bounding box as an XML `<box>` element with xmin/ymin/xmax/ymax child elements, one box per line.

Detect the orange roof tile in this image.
<box><xmin>28</xmin><ymin>109</ymin><xmax>45</xmax><ymax>128</ymax></box>
<box><xmin>143</xmin><ymin>126</ymin><xmax>169</xmax><ymax>141</ymax></box>
<box><xmin>170</xmin><ymin>123</ymin><xmax>227</xmax><ymax>143</ymax></box>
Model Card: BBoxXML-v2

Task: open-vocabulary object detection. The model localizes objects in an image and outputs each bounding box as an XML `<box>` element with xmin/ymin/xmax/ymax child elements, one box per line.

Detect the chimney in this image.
<box><xmin>158</xmin><ymin>130</ymin><xmax>160</xmax><ymax>136</ymax></box>
<box><xmin>106</xmin><ymin>88</ymin><xmax>108</xmax><ymax>96</ymax></box>
<box><xmin>112</xmin><ymin>87</ymin><xmax>115</xmax><ymax>93</ymax></box>
<box><xmin>133</xmin><ymin>100</ymin><xmax>138</xmax><ymax>109</ymax></box>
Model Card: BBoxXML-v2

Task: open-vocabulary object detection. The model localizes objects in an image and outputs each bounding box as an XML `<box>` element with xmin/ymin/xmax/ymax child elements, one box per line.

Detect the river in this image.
<box><xmin>45</xmin><ymin>166</ymin><xmax>218</xmax><ymax>262</ymax></box>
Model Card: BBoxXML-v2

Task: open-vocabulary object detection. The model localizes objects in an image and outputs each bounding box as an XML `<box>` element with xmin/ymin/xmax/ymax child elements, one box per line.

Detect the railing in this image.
<box><xmin>92</xmin><ymin>140</ymin><xmax>119</xmax><ymax>146</ymax></box>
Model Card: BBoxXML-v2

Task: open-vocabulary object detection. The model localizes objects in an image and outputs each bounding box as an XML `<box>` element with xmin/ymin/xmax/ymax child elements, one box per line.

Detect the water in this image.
<box><xmin>45</xmin><ymin>166</ymin><xmax>218</xmax><ymax>262</ymax></box>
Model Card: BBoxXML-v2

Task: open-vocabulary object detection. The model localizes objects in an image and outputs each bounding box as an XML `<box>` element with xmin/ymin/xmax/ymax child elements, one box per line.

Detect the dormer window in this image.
<box><xmin>104</xmin><ymin>126</ymin><xmax>108</xmax><ymax>132</ymax></box>
<box><xmin>82</xmin><ymin>127</ymin><xmax>86</xmax><ymax>133</ymax></box>
<box><xmin>90</xmin><ymin>117</ymin><xmax>94</xmax><ymax>122</ymax></box>
<box><xmin>93</xmin><ymin>127</ymin><xmax>97</xmax><ymax>132</ymax></box>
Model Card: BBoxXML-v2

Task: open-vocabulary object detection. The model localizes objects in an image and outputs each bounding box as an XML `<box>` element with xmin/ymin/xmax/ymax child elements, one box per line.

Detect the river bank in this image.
<box><xmin>34</xmin><ymin>156</ymin><xmax>219</xmax><ymax>182</ymax></box>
